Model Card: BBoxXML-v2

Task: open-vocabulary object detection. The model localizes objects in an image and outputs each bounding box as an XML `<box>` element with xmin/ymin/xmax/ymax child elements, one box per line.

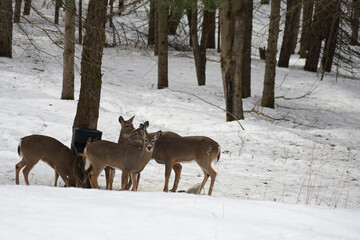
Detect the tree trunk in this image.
<box><xmin>148</xmin><ymin>0</ymin><xmax>155</xmax><ymax>46</ymax></box>
<box><xmin>73</xmin><ymin>0</ymin><xmax>108</xmax><ymax>129</ymax></box>
<box><xmin>61</xmin><ymin>0</ymin><xmax>76</xmax><ymax>100</ymax></box>
<box><xmin>321</xmin><ymin>0</ymin><xmax>341</xmax><ymax>74</ymax></box>
<box><xmin>14</xmin><ymin>0</ymin><xmax>22</xmax><ymax>23</ymax></box>
<box><xmin>157</xmin><ymin>2</ymin><xmax>168</xmax><ymax>89</ymax></box>
<box><xmin>154</xmin><ymin>1</ymin><xmax>159</xmax><ymax>55</ymax></box>
<box><xmin>0</xmin><ymin>0</ymin><xmax>13</xmax><ymax>58</ymax></box>
<box><xmin>350</xmin><ymin>0</ymin><xmax>360</xmax><ymax>45</ymax></box>
<box><xmin>278</xmin><ymin>0</ymin><xmax>301</xmax><ymax>68</ymax></box>
<box><xmin>191</xmin><ymin>0</ymin><xmax>213</xmax><ymax>86</ymax></box>
<box><xmin>220</xmin><ymin>0</ymin><xmax>245</xmax><ymax>121</ymax></box>
<box><xmin>109</xmin><ymin>0</ymin><xmax>114</xmax><ymax>27</ymax></box>
<box><xmin>78</xmin><ymin>0</ymin><xmax>83</xmax><ymax>44</ymax></box>
<box><xmin>261</xmin><ymin>0</ymin><xmax>270</xmax><ymax>4</ymax></box>
<box><xmin>261</xmin><ymin>0</ymin><xmax>281</xmax><ymax>109</ymax></box>
<box><xmin>299</xmin><ymin>0</ymin><xmax>314</xmax><ymax>58</ymax></box>
<box><xmin>187</xmin><ymin>9</ymin><xmax>192</xmax><ymax>47</ymax></box>
<box><xmin>23</xmin><ymin>0</ymin><xmax>31</xmax><ymax>15</ymax></box>
<box><xmin>207</xmin><ymin>9</ymin><xmax>216</xmax><ymax>49</ymax></box>
<box><xmin>55</xmin><ymin>0</ymin><xmax>62</xmax><ymax>24</ymax></box>
<box><xmin>304</xmin><ymin>0</ymin><xmax>326</xmax><ymax>72</ymax></box>
<box><xmin>168</xmin><ymin>6</ymin><xmax>182</xmax><ymax>35</ymax></box>
<box><xmin>290</xmin><ymin>0</ymin><xmax>301</xmax><ymax>54</ymax></box>
<box><xmin>118</xmin><ymin>0</ymin><xmax>124</xmax><ymax>15</ymax></box>
<box><xmin>242</xmin><ymin>0</ymin><xmax>253</xmax><ymax>98</ymax></box>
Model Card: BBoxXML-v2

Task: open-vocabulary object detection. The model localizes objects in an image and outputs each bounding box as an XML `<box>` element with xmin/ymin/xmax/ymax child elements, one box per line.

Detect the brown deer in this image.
<box><xmin>16</xmin><ymin>134</ymin><xmax>81</xmax><ymax>187</ymax></box>
<box><xmin>84</xmin><ymin>124</ymin><xmax>162</xmax><ymax>190</ymax></box>
<box><xmin>151</xmin><ymin>132</ymin><xmax>221</xmax><ymax>196</ymax></box>
<box><xmin>104</xmin><ymin>116</ymin><xmax>135</xmax><ymax>190</ymax></box>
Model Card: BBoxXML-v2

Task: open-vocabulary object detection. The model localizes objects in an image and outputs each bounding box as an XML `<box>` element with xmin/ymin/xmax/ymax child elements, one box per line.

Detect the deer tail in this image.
<box><xmin>214</xmin><ymin>144</ymin><xmax>221</xmax><ymax>165</ymax></box>
<box><xmin>17</xmin><ymin>139</ymin><xmax>22</xmax><ymax>158</ymax></box>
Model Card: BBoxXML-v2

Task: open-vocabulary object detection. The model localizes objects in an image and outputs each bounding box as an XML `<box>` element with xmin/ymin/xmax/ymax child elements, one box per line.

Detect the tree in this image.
<box><xmin>61</xmin><ymin>0</ymin><xmax>76</xmax><ymax>100</ymax></box>
<box><xmin>207</xmin><ymin>9</ymin><xmax>216</xmax><ymax>49</ymax></box>
<box><xmin>220</xmin><ymin>0</ymin><xmax>250</xmax><ymax>121</ymax></box>
<box><xmin>14</xmin><ymin>0</ymin><xmax>22</xmax><ymax>23</ymax></box>
<box><xmin>157</xmin><ymin>1</ymin><xmax>169</xmax><ymax>89</ymax></box>
<box><xmin>23</xmin><ymin>0</ymin><xmax>31</xmax><ymax>15</ymax></box>
<box><xmin>0</xmin><ymin>0</ymin><xmax>13</xmax><ymax>58</ymax></box>
<box><xmin>278</xmin><ymin>0</ymin><xmax>301</xmax><ymax>68</ymax></box>
<box><xmin>73</xmin><ymin>0</ymin><xmax>108</xmax><ymax>129</ymax></box>
<box><xmin>242</xmin><ymin>0</ymin><xmax>253</xmax><ymax>98</ymax></box>
<box><xmin>148</xmin><ymin>0</ymin><xmax>155</xmax><ymax>46</ymax></box>
<box><xmin>190</xmin><ymin>0</ymin><xmax>214</xmax><ymax>86</ymax></box>
<box><xmin>350</xmin><ymin>0</ymin><xmax>359</xmax><ymax>45</ymax></box>
<box><xmin>78</xmin><ymin>0</ymin><xmax>83</xmax><ymax>44</ymax></box>
<box><xmin>299</xmin><ymin>0</ymin><xmax>314</xmax><ymax>58</ymax></box>
<box><xmin>54</xmin><ymin>0</ymin><xmax>62</xmax><ymax>24</ymax></box>
<box><xmin>261</xmin><ymin>0</ymin><xmax>281</xmax><ymax>109</ymax></box>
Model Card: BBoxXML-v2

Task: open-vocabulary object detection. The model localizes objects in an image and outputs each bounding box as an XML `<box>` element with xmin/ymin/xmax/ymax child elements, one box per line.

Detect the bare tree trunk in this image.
<box><xmin>0</xmin><ymin>0</ymin><xmax>13</xmax><ymax>58</ymax></box>
<box><xmin>207</xmin><ymin>9</ymin><xmax>216</xmax><ymax>49</ymax></box>
<box><xmin>290</xmin><ymin>0</ymin><xmax>301</xmax><ymax>54</ymax></box>
<box><xmin>118</xmin><ymin>0</ymin><xmax>124</xmax><ymax>15</ymax></box>
<box><xmin>14</xmin><ymin>0</ymin><xmax>22</xmax><ymax>23</ymax></box>
<box><xmin>73</xmin><ymin>0</ymin><xmax>108</xmax><ymax>129</ymax></box>
<box><xmin>154</xmin><ymin>1</ymin><xmax>159</xmax><ymax>55</ymax></box>
<box><xmin>278</xmin><ymin>0</ymin><xmax>301</xmax><ymax>68</ymax></box>
<box><xmin>157</xmin><ymin>2</ymin><xmax>168</xmax><ymax>89</ymax></box>
<box><xmin>168</xmin><ymin>5</ymin><xmax>182</xmax><ymax>35</ymax></box>
<box><xmin>350</xmin><ymin>0</ymin><xmax>360</xmax><ymax>45</ymax></box>
<box><xmin>187</xmin><ymin>9</ymin><xmax>192</xmax><ymax>47</ymax></box>
<box><xmin>242</xmin><ymin>0</ymin><xmax>253</xmax><ymax>98</ymax></box>
<box><xmin>148</xmin><ymin>0</ymin><xmax>155</xmax><ymax>46</ymax></box>
<box><xmin>78</xmin><ymin>0</ymin><xmax>83</xmax><ymax>44</ymax></box>
<box><xmin>299</xmin><ymin>0</ymin><xmax>314</xmax><ymax>58</ymax></box>
<box><xmin>23</xmin><ymin>0</ymin><xmax>31</xmax><ymax>15</ymax></box>
<box><xmin>261</xmin><ymin>0</ymin><xmax>281</xmax><ymax>109</ymax></box>
<box><xmin>109</xmin><ymin>0</ymin><xmax>114</xmax><ymax>27</ymax></box>
<box><xmin>61</xmin><ymin>0</ymin><xmax>76</xmax><ymax>100</ymax></box>
<box><xmin>55</xmin><ymin>0</ymin><xmax>62</xmax><ymax>24</ymax></box>
<box><xmin>261</xmin><ymin>0</ymin><xmax>270</xmax><ymax>4</ymax></box>
<box><xmin>220</xmin><ymin>0</ymin><xmax>245</xmax><ymax>121</ymax></box>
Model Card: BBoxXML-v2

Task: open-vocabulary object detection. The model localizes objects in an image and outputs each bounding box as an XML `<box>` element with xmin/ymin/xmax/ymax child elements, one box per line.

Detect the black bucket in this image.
<box><xmin>71</xmin><ymin>127</ymin><xmax>102</xmax><ymax>157</ymax></box>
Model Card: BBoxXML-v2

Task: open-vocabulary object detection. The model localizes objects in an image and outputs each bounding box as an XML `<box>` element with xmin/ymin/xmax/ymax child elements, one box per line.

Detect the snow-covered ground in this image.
<box><xmin>0</xmin><ymin>1</ymin><xmax>359</xmax><ymax>239</ymax></box>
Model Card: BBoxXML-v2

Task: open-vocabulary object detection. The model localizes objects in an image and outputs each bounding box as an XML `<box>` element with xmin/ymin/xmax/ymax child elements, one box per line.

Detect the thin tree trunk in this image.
<box><xmin>0</xmin><ymin>0</ymin><xmax>13</xmax><ymax>58</ymax></box>
<box><xmin>261</xmin><ymin>0</ymin><xmax>281</xmax><ymax>109</ymax></box>
<box><xmin>187</xmin><ymin>9</ymin><xmax>192</xmax><ymax>47</ymax></box>
<box><xmin>73</xmin><ymin>0</ymin><xmax>108</xmax><ymax>129</ymax></box>
<box><xmin>350</xmin><ymin>0</ymin><xmax>360</xmax><ymax>45</ymax></box>
<box><xmin>55</xmin><ymin>0</ymin><xmax>62</xmax><ymax>24</ymax></box>
<box><xmin>290</xmin><ymin>0</ymin><xmax>301</xmax><ymax>54</ymax></box>
<box><xmin>23</xmin><ymin>0</ymin><xmax>31</xmax><ymax>15</ymax></box>
<box><xmin>207</xmin><ymin>9</ymin><xmax>216</xmax><ymax>49</ymax></box>
<box><xmin>278</xmin><ymin>0</ymin><xmax>301</xmax><ymax>68</ymax></box>
<box><xmin>157</xmin><ymin>2</ymin><xmax>168</xmax><ymax>89</ymax></box>
<box><xmin>118</xmin><ymin>0</ymin><xmax>124</xmax><ymax>15</ymax></box>
<box><xmin>61</xmin><ymin>0</ymin><xmax>76</xmax><ymax>100</ymax></box>
<box><xmin>220</xmin><ymin>0</ymin><xmax>244</xmax><ymax>121</ymax></box>
<box><xmin>109</xmin><ymin>0</ymin><xmax>114</xmax><ymax>27</ymax></box>
<box><xmin>78</xmin><ymin>0</ymin><xmax>83</xmax><ymax>44</ymax></box>
<box><xmin>242</xmin><ymin>0</ymin><xmax>253</xmax><ymax>98</ymax></box>
<box><xmin>154</xmin><ymin>1</ymin><xmax>159</xmax><ymax>55</ymax></box>
<box><xmin>148</xmin><ymin>0</ymin><xmax>155</xmax><ymax>46</ymax></box>
<box><xmin>168</xmin><ymin>6</ymin><xmax>182</xmax><ymax>35</ymax></box>
<box><xmin>299</xmin><ymin>0</ymin><xmax>314</xmax><ymax>58</ymax></box>
<box><xmin>14</xmin><ymin>0</ymin><xmax>22</xmax><ymax>23</ymax></box>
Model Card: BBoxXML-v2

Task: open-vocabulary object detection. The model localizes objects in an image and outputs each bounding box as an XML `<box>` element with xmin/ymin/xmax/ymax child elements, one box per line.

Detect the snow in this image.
<box><xmin>0</xmin><ymin>1</ymin><xmax>360</xmax><ymax>239</ymax></box>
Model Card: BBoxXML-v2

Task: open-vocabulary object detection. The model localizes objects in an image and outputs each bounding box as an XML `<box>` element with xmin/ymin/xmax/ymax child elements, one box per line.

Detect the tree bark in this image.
<box><xmin>78</xmin><ymin>0</ymin><xmax>83</xmax><ymax>44</ymax></box>
<box><xmin>148</xmin><ymin>0</ymin><xmax>155</xmax><ymax>46</ymax></box>
<box><xmin>299</xmin><ymin>0</ymin><xmax>314</xmax><ymax>58</ymax></box>
<box><xmin>261</xmin><ymin>0</ymin><xmax>281</xmax><ymax>109</ymax></box>
<box><xmin>242</xmin><ymin>0</ymin><xmax>253</xmax><ymax>98</ymax></box>
<box><xmin>154</xmin><ymin>0</ymin><xmax>159</xmax><ymax>55</ymax></box>
<box><xmin>168</xmin><ymin>5</ymin><xmax>182</xmax><ymax>35</ymax></box>
<box><xmin>23</xmin><ymin>0</ymin><xmax>31</xmax><ymax>15</ymax></box>
<box><xmin>14</xmin><ymin>0</ymin><xmax>22</xmax><ymax>23</ymax></box>
<box><xmin>278</xmin><ymin>0</ymin><xmax>301</xmax><ymax>68</ymax></box>
<box><xmin>261</xmin><ymin>0</ymin><xmax>270</xmax><ymax>4</ymax></box>
<box><xmin>118</xmin><ymin>0</ymin><xmax>124</xmax><ymax>15</ymax></box>
<box><xmin>350</xmin><ymin>0</ymin><xmax>360</xmax><ymax>45</ymax></box>
<box><xmin>207</xmin><ymin>9</ymin><xmax>216</xmax><ymax>49</ymax></box>
<box><xmin>61</xmin><ymin>0</ymin><xmax>76</xmax><ymax>100</ymax></box>
<box><xmin>0</xmin><ymin>0</ymin><xmax>13</xmax><ymax>58</ymax></box>
<box><xmin>73</xmin><ymin>0</ymin><xmax>108</xmax><ymax>129</ymax></box>
<box><xmin>290</xmin><ymin>0</ymin><xmax>301</xmax><ymax>54</ymax></box>
<box><xmin>157</xmin><ymin>1</ymin><xmax>168</xmax><ymax>89</ymax></box>
<box><xmin>220</xmin><ymin>0</ymin><xmax>245</xmax><ymax>121</ymax></box>
<box><xmin>55</xmin><ymin>0</ymin><xmax>62</xmax><ymax>24</ymax></box>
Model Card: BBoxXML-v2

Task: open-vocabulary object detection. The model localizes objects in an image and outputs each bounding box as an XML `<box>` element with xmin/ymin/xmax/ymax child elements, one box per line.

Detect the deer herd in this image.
<box><xmin>15</xmin><ymin>116</ymin><xmax>221</xmax><ymax>196</ymax></box>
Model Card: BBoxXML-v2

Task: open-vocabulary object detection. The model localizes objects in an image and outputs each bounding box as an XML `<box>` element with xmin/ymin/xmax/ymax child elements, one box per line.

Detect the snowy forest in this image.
<box><xmin>0</xmin><ymin>0</ymin><xmax>360</xmax><ymax>239</ymax></box>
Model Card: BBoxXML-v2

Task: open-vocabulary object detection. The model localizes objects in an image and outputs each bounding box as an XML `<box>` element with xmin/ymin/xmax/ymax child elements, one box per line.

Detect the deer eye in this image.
<box><xmin>126</xmin><ymin>125</ymin><xmax>130</xmax><ymax>128</ymax></box>
<box><xmin>134</xmin><ymin>133</ymin><xmax>138</xmax><ymax>136</ymax></box>
<box><xmin>145</xmin><ymin>139</ymin><xmax>148</xmax><ymax>143</ymax></box>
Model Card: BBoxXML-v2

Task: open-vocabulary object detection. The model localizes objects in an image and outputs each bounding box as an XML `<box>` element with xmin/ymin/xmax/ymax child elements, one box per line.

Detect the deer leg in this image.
<box><xmin>124</xmin><ymin>176</ymin><xmax>132</xmax><ymax>190</ymax></box>
<box><xmin>207</xmin><ymin>167</ymin><xmax>217</xmax><ymax>196</ymax></box>
<box><xmin>170</xmin><ymin>163</ymin><xmax>182</xmax><ymax>192</ymax></box>
<box><xmin>163</xmin><ymin>163</ymin><xmax>173</xmax><ymax>192</ymax></box>
<box><xmin>198</xmin><ymin>171</ymin><xmax>210</xmax><ymax>194</ymax></box>
<box><xmin>88</xmin><ymin>167</ymin><xmax>101</xmax><ymax>189</ymax></box>
<box><xmin>130</xmin><ymin>172</ymin><xmax>138</xmax><ymax>191</ymax></box>
<box><xmin>56</xmin><ymin>167</ymin><xmax>70</xmax><ymax>187</ymax></box>
<box><xmin>120</xmin><ymin>171</ymin><xmax>130</xmax><ymax>190</ymax></box>
<box><xmin>22</xmin><ymin>158</ymin><xmax>39</xmax><ymax>185</ymax></box>
<box><xmin>15</xmin><ymin>159</ymin><xmax>26</xmax><ymax>185</ymax></box>
<box><xmin>105</xmin><ymin>167</ymin><xmax>115</xmax><ymax>190</ymax></box>
<box><xmin>54</xmin><ymin>170</ymin><xmax>59</xmax><ymax>186</ymax></box>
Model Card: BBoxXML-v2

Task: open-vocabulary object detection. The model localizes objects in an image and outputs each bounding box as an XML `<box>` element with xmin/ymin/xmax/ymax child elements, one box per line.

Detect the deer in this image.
<box><xmin>104</xmin><ymin>116</ymin><xmax>136</xmax><ymax>190</ymax></box>
<box><xmin>84</xmin><ymin>123</ymin><xmax>162</xmax><ymax>190</ymax></box>
<box><xmin>16</xmin><ymin>134</ymin><xmax>82</xmax><ymax>187</ymax></box>
<box><xmin>150</xmin><ymin>132</ymin><xmax>221</xmax><ymax>196</ymax></box>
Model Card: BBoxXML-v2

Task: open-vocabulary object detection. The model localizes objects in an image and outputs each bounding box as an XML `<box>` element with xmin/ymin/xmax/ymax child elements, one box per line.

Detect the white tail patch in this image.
<box><xmin>214</xmin><ymin>144</ymin><xmax>221</xmax><ymax>165</ymax></box>
<box><xmin>84</xmin><ymin>147</ymin><xmax>91</xmax><ymax>170</ymax></box>
<box><xmin>18</xmin><ymin>139</ymin><xmax>23</xmax><ymax>158</ymax></box>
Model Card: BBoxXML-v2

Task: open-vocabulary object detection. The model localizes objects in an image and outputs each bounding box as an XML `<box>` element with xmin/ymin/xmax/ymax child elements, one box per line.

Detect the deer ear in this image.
<box><xmin>129</xmin><ymin>116</ymin><xmax>135</xmax><ymax>123</ymax></box>
<box><xmin>143</xmin><ymin>121</ymin><xmax>149</xmax><ymax>130</ymax></box>
<box><xmin>119</xmin><ymin>116</ymin><xmax>124</xmax><ymax>124</ymax></box>
<box><xmin>154</xmin><ymin>130</ymin><xmax>162</xmax><ymax>140</ymax></box>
